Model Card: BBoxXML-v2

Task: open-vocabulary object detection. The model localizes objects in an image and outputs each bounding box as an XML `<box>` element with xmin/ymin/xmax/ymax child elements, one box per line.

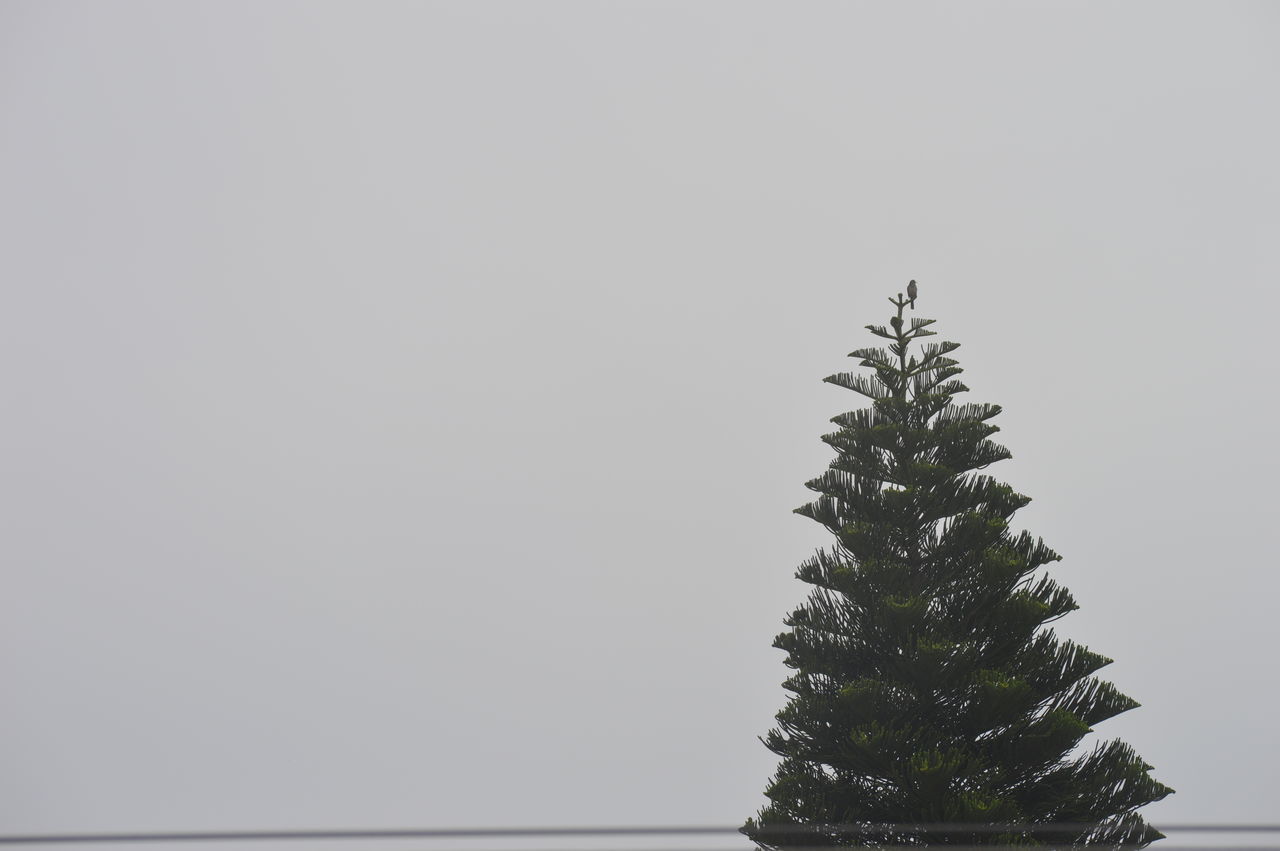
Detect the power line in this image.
<box><xmin>0</xmin><ymin>828</ymin><xmax>725</xmax><ymax>846</ymax></box>
<box><xmin>2</xmin><ymin>825</ymin><xmax>1280</xmax><ymax>846</ymax></box>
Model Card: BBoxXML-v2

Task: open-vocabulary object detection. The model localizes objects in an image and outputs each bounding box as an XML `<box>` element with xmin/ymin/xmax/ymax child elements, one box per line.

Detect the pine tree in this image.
<box><xmin>743</xmin><ymin>292</ymin><xmax>1172</xmax><ymax>848</ymax></box>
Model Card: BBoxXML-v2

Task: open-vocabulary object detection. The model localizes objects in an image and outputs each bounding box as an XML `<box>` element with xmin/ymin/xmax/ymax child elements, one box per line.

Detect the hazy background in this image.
<box><xmin>2</xmin><ymin>0</ymin><xmax>1278</xmax><ymax>846</ymax></box>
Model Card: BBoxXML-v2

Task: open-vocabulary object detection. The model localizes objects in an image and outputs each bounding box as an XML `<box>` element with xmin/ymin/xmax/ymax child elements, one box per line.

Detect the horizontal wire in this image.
<box><xmin>424</xmin><ymin>845</ymin><xmax>1279</xmax><ymax>850</ymax></box>
<box><xmin>280</xmin><ymin>844</ymin><xmax>1280</xmax><ymax>849</ymax></box>
<box><xmin>10</xmin><ymin>844</ymin><xmax>1269</xmax><ymax>849</ymax></box>
<box><xmin>5</xmin><ymin>845</ymin><xmax>1280</xmax><ymax>851</ymax></box>
<box><xmin>3</xmin><ymin>826</ymin><xmax>1280</xmax><ymax>846</ymax></box>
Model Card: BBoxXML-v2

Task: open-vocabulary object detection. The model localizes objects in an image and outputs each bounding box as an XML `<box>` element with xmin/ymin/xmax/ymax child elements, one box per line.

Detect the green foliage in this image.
<box><xmin>744</xmin><ymin>297</ymin><xmax>1171</xmax><ymax>848</ymax></box>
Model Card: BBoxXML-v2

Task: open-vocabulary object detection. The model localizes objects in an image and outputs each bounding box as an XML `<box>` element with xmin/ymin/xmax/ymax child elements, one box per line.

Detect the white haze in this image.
<box><xmin>1</xmin><ymin>2</ymin><xmax>1277</xmax><ymax>848</ymax></box>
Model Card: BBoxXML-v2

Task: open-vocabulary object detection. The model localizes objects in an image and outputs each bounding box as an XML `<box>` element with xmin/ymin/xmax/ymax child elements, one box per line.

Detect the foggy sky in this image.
<box><xmin>2</xmin><ymin>1</ymin><xmax>1278</xmax><ymax>847</ymax></box>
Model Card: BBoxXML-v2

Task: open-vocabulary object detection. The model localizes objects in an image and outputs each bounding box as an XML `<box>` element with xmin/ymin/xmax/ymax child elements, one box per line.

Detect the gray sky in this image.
<box><xmin>2</xmin><ymin>0</ymin><xmax>1278</xmax><ymax>845</ymax></box>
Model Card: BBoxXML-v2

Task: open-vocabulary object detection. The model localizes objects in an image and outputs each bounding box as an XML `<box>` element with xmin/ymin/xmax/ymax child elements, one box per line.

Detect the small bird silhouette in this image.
<box><xmin>907</xmin><ymin>279</ymin><xmax>918</xmax><ymax>309</ymax></box>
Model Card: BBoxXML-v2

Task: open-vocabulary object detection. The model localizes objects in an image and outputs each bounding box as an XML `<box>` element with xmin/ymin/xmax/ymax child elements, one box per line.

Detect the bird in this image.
<box><xmin>907</xmin><ymin>279</ymin><xmax>918</xmax><ymax>309</ymax></box>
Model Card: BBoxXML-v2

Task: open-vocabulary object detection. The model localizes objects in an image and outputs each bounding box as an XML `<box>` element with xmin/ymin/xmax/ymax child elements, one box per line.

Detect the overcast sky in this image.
<box><xmin>2</xmin><ymin>2</ymin><xmax>1278</xmax><ymax>848</ymax></box>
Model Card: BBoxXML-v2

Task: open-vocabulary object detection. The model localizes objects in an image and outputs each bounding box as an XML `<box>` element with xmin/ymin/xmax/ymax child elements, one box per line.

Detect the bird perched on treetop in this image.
<box><xmin>907</xmin><ymin>279</ymin><xmax>918</xmax><ymax>309</ymax></box>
